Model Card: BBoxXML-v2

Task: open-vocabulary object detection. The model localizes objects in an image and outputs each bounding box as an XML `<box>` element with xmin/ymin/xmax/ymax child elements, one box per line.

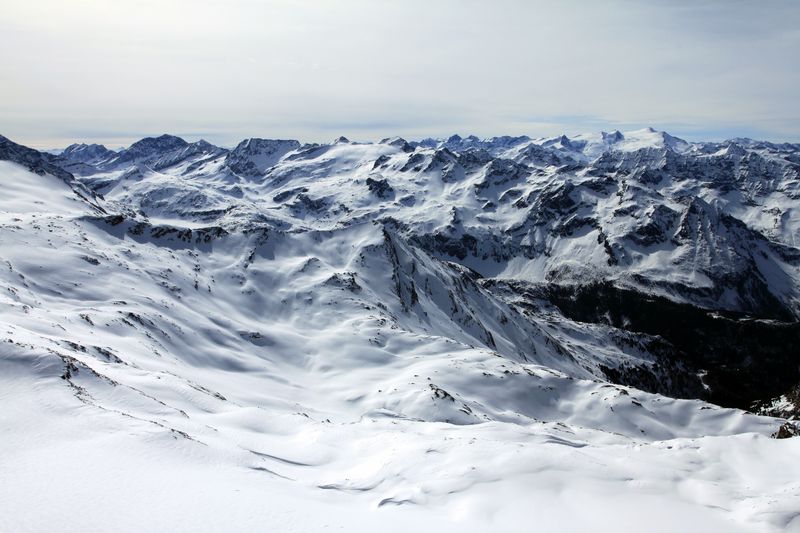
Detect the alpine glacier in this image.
<box><xmin>1</xmin><ymin>129</ymin><xmax>799</xmax><ymax>532</ymax></box>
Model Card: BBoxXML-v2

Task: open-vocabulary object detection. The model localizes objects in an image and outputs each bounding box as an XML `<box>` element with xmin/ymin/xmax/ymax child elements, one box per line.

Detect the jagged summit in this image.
<box><xmin>62</xmin><ymin>142</ymin><xmax>114</xmax><ymax>158</ymax></box>
<box><xmin>192</xmin><ymin>139</ymin><xmax>220</xmax><ymax>151</ymax></box>
<box><xmin>124</xmin><ymin>133</ymin><xmax>188</xmax><ymax>155</ymax></box>
<box><xmin>224</xmin><ymin>138</ymin><xmax>301</xmax><ymax>177</ymax></box>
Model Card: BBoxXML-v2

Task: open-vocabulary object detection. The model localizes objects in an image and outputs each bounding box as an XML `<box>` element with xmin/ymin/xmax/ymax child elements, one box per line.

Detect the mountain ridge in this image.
<box><xmin>4</xmin><ymin>128</ymin><xmax>799</xmax><ymax>407</ymax></box>
<box><xmin>2</xmin><ymin>129</ymin><xmax>800</xmax><ymax>532</ymax></box>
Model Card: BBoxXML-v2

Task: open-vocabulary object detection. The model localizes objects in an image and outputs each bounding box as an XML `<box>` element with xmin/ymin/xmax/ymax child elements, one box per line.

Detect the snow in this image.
<box><xmin>0</xmin><ymin>161</ymin><xmax>89</xmax><ymax>216</ymax></box>
<box><xmin>3</xmin><ymin>339</ymin><xmax>799</xmax><ymax>532</ymax></box>
<box><xmin>2</xmin><ymin>128</ymin><xmax>800</xmax><ymax>532</ymax></box>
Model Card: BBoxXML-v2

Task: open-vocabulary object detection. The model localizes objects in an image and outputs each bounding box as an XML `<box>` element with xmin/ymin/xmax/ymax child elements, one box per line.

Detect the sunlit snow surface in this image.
<box><xmin>1</xmin><ymin>136</ymin><xmax>800</xmax><ymax>533</ymax></box>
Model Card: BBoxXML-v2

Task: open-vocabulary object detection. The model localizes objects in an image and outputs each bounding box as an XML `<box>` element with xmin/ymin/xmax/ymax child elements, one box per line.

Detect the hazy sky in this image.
<box><xmin>2</xmin><ymin>0</ymin><xmax>798</xmax><ymax>148</ymax></box>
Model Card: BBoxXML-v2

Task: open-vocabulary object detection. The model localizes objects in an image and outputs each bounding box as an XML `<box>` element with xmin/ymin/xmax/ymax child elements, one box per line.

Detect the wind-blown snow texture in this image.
<box><xmin>1</xmin><ymin>130</ymin><xmax>799</xmax><ymax>532</ymax></box>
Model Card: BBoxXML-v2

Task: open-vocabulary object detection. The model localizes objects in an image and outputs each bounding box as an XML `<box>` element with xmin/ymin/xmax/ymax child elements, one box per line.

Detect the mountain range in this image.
<box><xmin>2</xmin><ymin>129</ymin><xmax>799</xmax><ymax>532</ymax></box>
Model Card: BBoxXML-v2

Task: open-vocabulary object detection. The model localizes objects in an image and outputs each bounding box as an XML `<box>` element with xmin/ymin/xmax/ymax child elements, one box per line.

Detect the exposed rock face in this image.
<box><xmin>366</xmin><ymin>176</ymin><xmax>394</xmax><ymax>199</ymax></box>
<box><xmin>772</xmin><ymin>422</ymin><xmax>800</xmax><ymax>439</ymax></box>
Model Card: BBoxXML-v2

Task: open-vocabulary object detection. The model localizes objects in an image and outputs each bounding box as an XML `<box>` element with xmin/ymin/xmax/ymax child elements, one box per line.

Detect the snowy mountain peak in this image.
<box><xmin>486</xmin><ymin>135</ymin><xmax>532</xmax><ymax>147</ymax></box>
<box><xmin>105</xmin><ymin>134</ymin><xmax>192</xmax><ymax>166</ymax></box>
<box><xmin>224</xmin><ymin>138</ymin><xmax>301</xmax><ymax>177</ymax></box>
<box><xmin>55</xmin><ymin>143</ymin><xmax>118</xmax><ymax>172</ymax></box>
<box><xmin>61</xmin><ymin>142</ymin><xmax>115</xmax><ymax>161</ymax></box>
<box><xmin>442</xmin><ymin>134</ymin><xmax>482</xmax><ymax>149</ymax></box>
<box><xmin>536</xmin><ymin>128</ymin><xmax>693</xmax><ymax>161</ymax></box>
<box><xmin>127</xmin><ymin>133</ymin><xmax>188</xmax><ymax>153</ymax></box>
<box><xmin>622</xmin><ymin>128</ymin><xmax>690</xmax><ymax>152</ymax></box>
<box><xmin>190</xmin><ymin>139</ymin><xmax>220</xmax><ymax>152</ymax></box>
<box><xmin>379</xmin><ymin>136</ymin><xmax>414</xmax><ymax>152</ymax></box>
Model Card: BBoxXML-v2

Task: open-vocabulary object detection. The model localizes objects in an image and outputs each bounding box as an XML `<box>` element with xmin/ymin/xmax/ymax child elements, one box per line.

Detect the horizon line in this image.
<box><xmin>5</xmin><ymin>126</ymin><xmax>800</xmax><ymax>152</ymax></box>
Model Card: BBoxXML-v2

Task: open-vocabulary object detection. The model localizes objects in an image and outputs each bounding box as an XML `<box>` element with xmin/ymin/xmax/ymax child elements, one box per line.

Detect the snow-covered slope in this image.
<box><xmin>2</xmin><ymin>132</ymin><xmax>800</xmax><ymax>532</ymax></box>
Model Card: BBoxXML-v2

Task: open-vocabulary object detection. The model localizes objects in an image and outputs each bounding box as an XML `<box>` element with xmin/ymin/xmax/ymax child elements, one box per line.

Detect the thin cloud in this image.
<box><xmin>1</xmin><ymin>0</ymin><xmax>798</xmax><ymax>148</ymax></box>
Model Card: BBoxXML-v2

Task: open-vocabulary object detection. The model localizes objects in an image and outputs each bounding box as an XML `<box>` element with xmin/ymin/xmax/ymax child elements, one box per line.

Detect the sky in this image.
<box><xmin>1</xmin><ymin>0</ymin><xmax>798</xmax><ymax>149</ymax></box>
